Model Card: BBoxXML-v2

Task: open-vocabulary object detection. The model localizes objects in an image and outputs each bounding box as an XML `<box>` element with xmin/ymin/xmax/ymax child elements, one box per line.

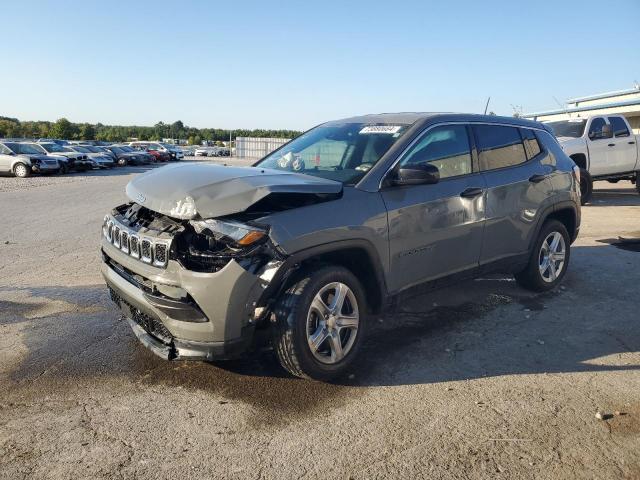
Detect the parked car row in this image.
<box><xmin>193</xmin><ymin>146</ymin><xmax>230</xmax><ymax>157</ymax></box>
<box><xmin>0</xmin><ymin>139</ymin><xmax>187</xmax><ymax>178</ymax></box>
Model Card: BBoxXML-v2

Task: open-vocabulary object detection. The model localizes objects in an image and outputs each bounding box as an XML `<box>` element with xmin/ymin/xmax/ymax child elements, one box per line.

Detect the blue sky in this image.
<box><xmin>2</xmin><ymin>0</ymin><xmax>639</xmax><ymax>130</ymax></box>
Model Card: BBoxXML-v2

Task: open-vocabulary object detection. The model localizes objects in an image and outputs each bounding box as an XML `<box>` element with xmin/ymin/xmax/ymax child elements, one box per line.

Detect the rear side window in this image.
<box><xmin>400</xmin><ymin>124</ymin><xmax>472</xmax><ymax>179</ymax></box>
<box><xmin>474</xmin><ymin>125</ymin><xmax>527</xmax><ymax>171</ymax></box>
<box><xmin>608</xmin><ymin>117</ymin><xmax>630</xmax><ymax>137</ymax></box>
<box><xmin>0</xmin><ymin>144</ymin><xmax>11</xmax><ymax>155</ymax></box>
<box><xmin>520</xmin><ymin>128</ymin><xmax>542</xmax><ymax>159</ymax></box>
<box><xmin>588</xmin><ymin>118</ymin><xmax>612</xmax><ymax>140</ymax></box>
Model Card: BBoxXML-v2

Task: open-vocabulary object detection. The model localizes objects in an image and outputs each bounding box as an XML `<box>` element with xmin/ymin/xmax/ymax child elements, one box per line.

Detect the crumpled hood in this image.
<box><xmin>125</xmin><ymin>163</ymin><xmax>343</xmax><ymax>219</ymax></box>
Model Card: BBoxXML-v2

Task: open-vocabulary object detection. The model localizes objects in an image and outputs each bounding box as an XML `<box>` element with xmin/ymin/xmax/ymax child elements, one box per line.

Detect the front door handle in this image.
<box><xmin>460</xmin><ymin>187</ymin><xmax>483</xmax><ymax>198</ymax></box>
<box><xmin>628</xmin><ymin>141</ymin><xmax>636</xmax><ymax>145</ymax></box>
<box><xmin>608</xmin><ymin>143</ymin><xmax>615</xmax><ymax>147</ymax></box>
<box><xmin>529</xmin><ymin>174</ymin><xmax>547</xmax><ymax>183</ymax></box>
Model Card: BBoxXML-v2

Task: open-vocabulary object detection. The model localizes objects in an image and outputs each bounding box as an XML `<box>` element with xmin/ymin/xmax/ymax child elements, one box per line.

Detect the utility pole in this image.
<box><xmin>229</xmin><ymin>130</ymin><xmax>232</xmax><ymax>157</ymax></box>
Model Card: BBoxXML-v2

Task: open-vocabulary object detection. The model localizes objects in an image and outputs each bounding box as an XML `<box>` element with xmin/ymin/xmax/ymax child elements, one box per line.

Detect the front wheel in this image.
<box><xmin>635</xmin><ymin>172</ymin><xmax>640</xmax><ymax>195</ymax></box>
<box><xmin>272</xmin><ymin>265</ymin><xmax>367</xmax><ymax>380</ymax></box>
<box><xmin>579</xmin><ymin>168</ymin><xmax>592</xmax><ymax>205</ymax></box>
<box><xmin>13</xmin><ymin>163</ymin><xmax>31</xmax><ymax>178</ymax></box>
<box><xmin>515</xmin><ymin>220</ymin><xmax>570</xmax><ymax>292</ymax></box>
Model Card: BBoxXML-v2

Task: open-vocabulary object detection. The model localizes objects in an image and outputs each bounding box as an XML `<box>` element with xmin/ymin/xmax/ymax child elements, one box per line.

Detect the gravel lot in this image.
<box><xmin>1</xmin><ymin>162</ymin><xmax>639</xmax><ymax>479</ymax></box>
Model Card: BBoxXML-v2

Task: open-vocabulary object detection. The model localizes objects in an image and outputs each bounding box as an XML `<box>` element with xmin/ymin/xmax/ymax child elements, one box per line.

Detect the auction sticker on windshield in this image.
<box><xmin>359</xmin><ymin>125</ymin><xmax>403</xmax><ymax>134</ymax></box>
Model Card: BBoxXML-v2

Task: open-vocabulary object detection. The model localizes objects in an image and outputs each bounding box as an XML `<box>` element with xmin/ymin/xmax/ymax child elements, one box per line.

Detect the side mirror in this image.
<box><xmin>393</xmin><ymin>163</ymin><xmax>440</xmax><ymax>186</ymax></box>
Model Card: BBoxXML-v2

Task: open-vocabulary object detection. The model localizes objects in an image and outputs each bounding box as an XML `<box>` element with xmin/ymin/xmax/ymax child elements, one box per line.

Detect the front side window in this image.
<box><xmin>474</xmin><ymin>125</ymin><xmax>527</xmax><ymax>171</ymax></box>
<box><xmin>23</xmin><ymin>143</ymin><xmax>46</xmax><ymax>154</ymax></box>
<box><xmin>12</xmin><ymin>143</ymin><xmax>42</xmax><ymax>155</ymax></box>
<box><xmin>256</xmin><ymin>123</ymin><xmax>410</xmax><ymax>184</ymax></box>
<box><xmin>608</xmin><ymin>117</ymin><xmax>630</xmax><ymax>137</ymax></box>
<box><xmin>588</xmin><ymin>118</ymin><xmax>612</xmax><ymax>140</ymax></box>
<box><xmin>520</xmin><ymin>128</ymin><xmax>542</xmax><ymax>160</ymax></box>
<box><xmin>400</xmin><ymin>124</ymin><xmax>472</xmax><ymax>179</ymax></box>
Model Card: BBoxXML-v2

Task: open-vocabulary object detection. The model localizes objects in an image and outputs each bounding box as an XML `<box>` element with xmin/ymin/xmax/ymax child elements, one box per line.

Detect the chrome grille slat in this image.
<box><xmin>113</xmin><ymin>226</ymin><xmax>121</xmax><ymax>248</ymax></box>
<box><xmin>129</xmin><ymin>235</ymin><xmax>140</xmax><ymax>259</ymax></box>
<box><xmin>103</xmin><ymin>216</ymin><xmax>171</xmax><ymax>269</ymax></box>
<box><xmin>120</xmin><ymin>230</ymin><xmax>129</xmax><ymax>254</ymax></box>
<box><xmin>140</xmin><ymin>239</ymin><xmax>153</xmax><ymax>264</ymax></box>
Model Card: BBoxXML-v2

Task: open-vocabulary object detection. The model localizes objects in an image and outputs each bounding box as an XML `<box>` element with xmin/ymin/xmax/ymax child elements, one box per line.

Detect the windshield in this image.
<box><xmin>546</xmin><ymin>120</ymin><xmax>586</xmax><ymax>138</ymax></box>
<box><xmin>256</xmin><ymin>123</ymin><xmax>409</xmax><ymax>184</ymax></box>
<box><xmin>84</xmin><ymin>146</ymin><xmax>102</xmax><ymax>153</ymax></box>
<box><xmin>41</xmin><ymin>143</ymin><xmax>67</xmax><ymax>153</ymax></box>
<box><xmin>72</xmin><ymin>146</ymin><xmax>91</xmax><ymax>153</ymax></box>
<box><xmin>109</xmin><ymin>146</ymin><xmax>124</xmax><ymax>154</ymax></box>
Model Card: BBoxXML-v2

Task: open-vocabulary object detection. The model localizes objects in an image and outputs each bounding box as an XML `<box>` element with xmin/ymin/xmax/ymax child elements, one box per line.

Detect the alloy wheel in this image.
<box><xmin>14</xmin><ymin>164</ymin><xmax>28</xmax><ymax>177</ymax></box>
<box><xmin>538</xmin><ymin>231</ymin><xmax>566</xmax><ymax>283</ymax></box>
<box><xmin>306</xmin><ymin>282</ymin><xmax>359</xmax><ymax>364</ymax></box>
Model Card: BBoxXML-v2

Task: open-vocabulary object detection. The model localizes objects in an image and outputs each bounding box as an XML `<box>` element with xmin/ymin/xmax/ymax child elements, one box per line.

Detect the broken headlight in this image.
<box><xmin>190</xmin><ymin>219</ymin><xmax>266</xmax><ymax>247</ymax></box>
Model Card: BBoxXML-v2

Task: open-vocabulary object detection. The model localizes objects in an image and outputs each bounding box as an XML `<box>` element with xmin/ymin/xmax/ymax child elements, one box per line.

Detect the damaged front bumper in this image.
<box><xmin>101</xmin><ymin>236</ymin><xmax>280</xmax><ymax>361</ymax></box>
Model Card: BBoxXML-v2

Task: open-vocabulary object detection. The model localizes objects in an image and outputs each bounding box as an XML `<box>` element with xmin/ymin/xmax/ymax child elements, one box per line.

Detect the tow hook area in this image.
<box><xmin>125</xmin><ymin>316</ymin><xmax>175</xmax><ymax>360</ymax></box>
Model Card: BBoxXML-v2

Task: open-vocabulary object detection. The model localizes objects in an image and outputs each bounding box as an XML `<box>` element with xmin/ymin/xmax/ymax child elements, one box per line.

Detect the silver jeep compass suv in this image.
<box><xmin>101</xmin><ymin>113</ymin><xmax>581</xmax><ymax>380</ymax></box>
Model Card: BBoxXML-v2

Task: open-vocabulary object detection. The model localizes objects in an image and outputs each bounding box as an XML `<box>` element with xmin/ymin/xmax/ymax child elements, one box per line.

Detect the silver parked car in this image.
<box><xmin>0</xmin><ymin>141</ymin><xmax>60</xmax><ymax>177</ymax></box>
<box><xmin>66</xmin><ymin>145</ymin><xmax>115</xmax><ymax>169</ymax></box>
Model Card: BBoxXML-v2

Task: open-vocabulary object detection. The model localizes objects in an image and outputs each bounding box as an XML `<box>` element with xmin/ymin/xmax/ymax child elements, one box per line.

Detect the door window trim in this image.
<box><xmin>379</xmin><ymin>121</ymin><xmax>550</xmax><ymax>188</ymax></box>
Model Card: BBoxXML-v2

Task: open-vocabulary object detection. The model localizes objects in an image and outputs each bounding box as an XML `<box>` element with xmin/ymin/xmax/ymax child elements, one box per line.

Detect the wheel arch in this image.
<box><xmin>261</xmin><ymin>240</ymin><xmax>389</xmax><ymax>314</ymax></box>
<box><xmin>569</xmin><ymin>153</ymin><xmax>587</xmax><ymax>170</ymax></box>
<box><xmin>529</xmin><ymin>202</ymin><xmax>579</xmax><ymax>251</ymax></box>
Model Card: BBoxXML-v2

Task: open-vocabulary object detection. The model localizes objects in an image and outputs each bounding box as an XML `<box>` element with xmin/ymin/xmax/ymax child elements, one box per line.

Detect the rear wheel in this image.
<box><xmin>117</xmin><ymin>157</ymin><xmax>127</xmax><ymax>167</ymax></box>
<box><xmin>515</xmin><ymin>220</ymin><xmax>570</xmax><ymax>292</ymax></box>
<box><xmin>579</xmin><ymin>168</ymin><xmax>592</xmax><ymax>205</ymax></box>
<box><xmin>635</xmin><ymin>172</ymin><xmax>640</xmax><ymax>195</ymax></box>
<box><xmin>59</xmin><ymin>162</ymin><xmax>68</xmax><ymax>174</ymax></box>
<box><xmin>13</xmin><ymin>163</ymin><xmax>30</xmax><ymax>178</ymax></box>
<box><xmin>272</xmin><ymin>265</ymin><xmax>366</xmax><ymax>380</ymax></box>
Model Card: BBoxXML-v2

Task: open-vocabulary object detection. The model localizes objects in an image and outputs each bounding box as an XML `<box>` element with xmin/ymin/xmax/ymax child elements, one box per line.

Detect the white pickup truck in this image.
<box><xmin>545</xmin><ymin>115</ymin><xmax>639</xmax><ymax>204</ymax></box>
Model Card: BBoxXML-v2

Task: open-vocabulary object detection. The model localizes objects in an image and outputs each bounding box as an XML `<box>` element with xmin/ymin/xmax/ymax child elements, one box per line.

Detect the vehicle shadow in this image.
<box><xmin>69</xmin><ymin>164</ymin><xmax>166</xmax><ymax>177</ymax></box>
<box><xmin>3</xmin><ymin>243</ymin><xmax>638</xmax><ymax>396</ymax></box>
<box><xmin>588</xmin><ymin>184</ymin><xmax>639</xmax><ymax>207</ymax></box>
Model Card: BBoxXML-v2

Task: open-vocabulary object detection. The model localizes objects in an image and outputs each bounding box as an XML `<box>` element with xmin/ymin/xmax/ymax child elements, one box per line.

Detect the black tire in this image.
<box><xmin>515</xmin><ymin>219</ymin><xmax>571</xmax><ymax>292</ymax></box>
<box><xmin>59</xmin><ymin>162</ymin><xmax>68</xmax><ymax>174</ymax></box>
<box><xmin>579</xmin><ymin>168</ymin><xmax>592</xmax><ymax>205</ymax></box>
<box><xmin>635</xmin><ymin>172</ymin><xmax>640</xmax><ymax>195</ymax></box>
<box><xmin>272</xmin><ymin>265</ymin><xmax>367</xmax><ymax>380</ymax></box>
<box><xmin>13</xmin><ymin>163</ymin><xmax>31</xmax><ymax>178</ymax></box>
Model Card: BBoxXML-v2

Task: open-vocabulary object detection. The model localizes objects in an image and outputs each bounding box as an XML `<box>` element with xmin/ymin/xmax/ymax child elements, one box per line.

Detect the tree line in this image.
<box><xmin>0</xmin><ymin>117</ymin><xmax>302</xmax><ymax>144</ymax></box>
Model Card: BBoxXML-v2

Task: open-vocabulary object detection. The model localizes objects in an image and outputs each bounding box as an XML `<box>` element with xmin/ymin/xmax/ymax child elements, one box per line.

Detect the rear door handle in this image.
<box><xmin>528</xmin><ymin>174</ymin><xmax>547</xmax><ymax>183</ymax></box>
<box><xmin>460</xmin><ymin>187</ymin><xmax>484</xmax><ymax>198</ymax></box>
<box><xmin>608</xmin><ymin>143</ymin><xmax>615</xmax><ymax>147</ymax></box>
<box><xmin>628</xmin><ymin>141</ymin><xmax>636</xmax><ymax>145</ymax></box>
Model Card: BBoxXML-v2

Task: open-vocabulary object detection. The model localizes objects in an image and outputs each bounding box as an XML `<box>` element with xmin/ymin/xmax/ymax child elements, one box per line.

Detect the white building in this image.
<box><xmin>523</xmin><ymin>84</ymin><xmax>640</xmax><ymax>133</ymax></box>
<box><xmin>235</xmin><ymin>137</ymin><xmax>290</xmax><ymax>159</ymax></box>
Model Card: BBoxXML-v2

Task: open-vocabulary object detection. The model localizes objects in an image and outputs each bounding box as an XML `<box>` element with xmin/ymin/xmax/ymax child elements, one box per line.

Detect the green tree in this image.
<box><xmin>78</xmin><ymin>123</ymin><xmax>96</xmax><ymax>140</ymax></box>
<box><xmin>49</xmin><ymin>118</ymin><xmax>75</xmax><ymax>139</ymax></box>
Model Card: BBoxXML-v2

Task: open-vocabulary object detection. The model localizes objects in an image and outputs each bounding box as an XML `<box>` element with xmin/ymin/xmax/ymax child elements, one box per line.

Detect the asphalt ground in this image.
<box><xmin>1</xmin><ymin>162</ymin><xmax>639</xmax><ymax>479</ymax></box>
